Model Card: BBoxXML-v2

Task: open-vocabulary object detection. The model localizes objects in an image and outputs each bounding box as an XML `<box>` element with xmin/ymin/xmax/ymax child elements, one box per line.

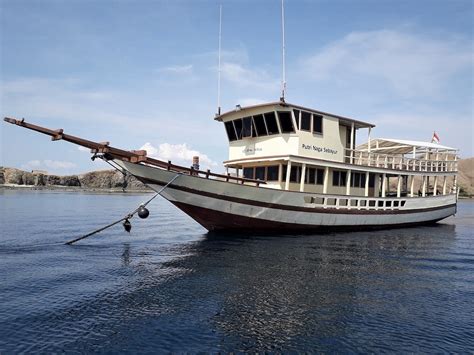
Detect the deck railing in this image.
<box><xmin>344</xmin><ymin>149</ymin><xmax>457</xmax><ymax>173</ymax></box>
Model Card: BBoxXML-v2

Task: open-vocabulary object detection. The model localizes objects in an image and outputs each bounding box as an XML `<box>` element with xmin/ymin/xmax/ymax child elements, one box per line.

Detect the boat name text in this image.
<box><xmin>301</xmin><ymin>144</ymin><xmax>338</xmax><ymax>155</ymax></box>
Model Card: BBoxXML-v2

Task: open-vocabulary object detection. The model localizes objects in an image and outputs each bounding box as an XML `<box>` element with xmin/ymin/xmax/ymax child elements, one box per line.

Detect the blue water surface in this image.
<box><xmin>0</xmin><ymin>189</ymin><xmax>473</xmax><ymax>352</ymax></box>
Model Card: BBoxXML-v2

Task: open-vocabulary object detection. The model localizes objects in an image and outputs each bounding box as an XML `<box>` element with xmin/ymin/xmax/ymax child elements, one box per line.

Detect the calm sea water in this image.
<box><xmin>0</xmin><ymin>189</ymin><xmax>473</xmax><ymax>353</ymax></box>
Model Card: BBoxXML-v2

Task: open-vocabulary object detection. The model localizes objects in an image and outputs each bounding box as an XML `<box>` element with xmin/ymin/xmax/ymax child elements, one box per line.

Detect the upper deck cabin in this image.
<box><xmin>215</xmin><ymin>101</ymin><xmax>458</xmax><ymax>175</ymax></box>
<box><xmin>216</xmin><ymin>101</ymin><xmax>373</xmax><ymax>164</ymax></box>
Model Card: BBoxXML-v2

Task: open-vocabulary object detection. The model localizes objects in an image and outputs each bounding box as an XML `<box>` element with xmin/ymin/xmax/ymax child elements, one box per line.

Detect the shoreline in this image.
<box><xmin>0</xmin><ymin>184</ymin><xmax>152</xmax><ymax>194</ymax></box>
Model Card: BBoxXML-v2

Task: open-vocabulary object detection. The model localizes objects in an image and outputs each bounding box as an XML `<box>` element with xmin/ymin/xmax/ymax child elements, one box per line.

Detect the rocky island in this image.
<box><xmin>0</xmin><ymin>167</ymin><xmax>149</xmax><ymax>192</ymax></box>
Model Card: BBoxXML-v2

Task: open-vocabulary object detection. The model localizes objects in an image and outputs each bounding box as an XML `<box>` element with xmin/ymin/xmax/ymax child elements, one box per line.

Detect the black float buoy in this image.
<box><xmin>123</xmin><ymin>219</ymin><xmax>132</xmax><ymax>233</ymax></box>
<box><xmin>137</xmin><ymin>206</ymin><xmax>150</xmax><ymax>219</ymax></box>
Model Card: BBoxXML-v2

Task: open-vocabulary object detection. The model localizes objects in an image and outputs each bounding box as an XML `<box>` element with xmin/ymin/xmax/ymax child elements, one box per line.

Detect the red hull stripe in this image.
<box><xmin>140</xmin><ymin>177</ymin><xmax>456</xmax><ymax>216</ymax></box>
<box><xmin>171</xmin><ymin>201</ymin><xmax>446</xmax><ymax>232</ymax></box>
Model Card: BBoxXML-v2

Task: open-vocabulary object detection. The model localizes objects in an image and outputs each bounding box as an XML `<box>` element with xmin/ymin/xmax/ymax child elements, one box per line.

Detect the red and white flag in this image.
<box><xmin>431</xmin><ymin>131</ymin><xmax>440</xmax><ymax>144</ymax></box>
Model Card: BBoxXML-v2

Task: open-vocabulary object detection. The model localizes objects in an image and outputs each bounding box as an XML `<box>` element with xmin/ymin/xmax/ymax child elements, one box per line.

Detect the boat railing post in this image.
<box><xmin>443</xmin><ymin>176</ymin><xmax>447</xmax><ymax>195</ymax></box>
<box><xmin>285</xmin><ymin>160</ymin><xmax>292</xmax><ymax>190</ymax></box>
<box><xmin>397</xmin><ymin>175</ymin><xmax>401</xmax><ymax>198</ymax></box>
<box><xmin>300</xmin><ymin>163</ymin><xmax>306</xmax><ymax>192</ymax></box>
<box><xmin>410</xmin><ymin>175</ymin><xmax>415</xmax><ymax>197</ymax></box>
<box><xmin>422</xmin><ymin>176</ymin><xmax>426</xmax><ymax>197</ymax></box>
<box><xmin>346</xmin><ymin>170</ymin><xmax>351</xmax><ymax>196</ymax></box>
<box><xmin>381</xmin><ymin>173</ymin><xmax>387</xmax><ymax>197</ymax></box>
<box><xmin>364</xmin><ymin>171</ymin><xmax>369</xmax><ymax>197</ymax></box>
<box><xmin>323</xmin><ymin>166</ymin><xmax>329</xmax><ymax>194</ymax></box>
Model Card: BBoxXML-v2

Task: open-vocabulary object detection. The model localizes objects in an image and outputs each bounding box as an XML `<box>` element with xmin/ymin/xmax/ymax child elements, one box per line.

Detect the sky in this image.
<box><xmin>1</xmin><ymin>0</ymin><xmax>473</xmax><ymax>175</ymax></box>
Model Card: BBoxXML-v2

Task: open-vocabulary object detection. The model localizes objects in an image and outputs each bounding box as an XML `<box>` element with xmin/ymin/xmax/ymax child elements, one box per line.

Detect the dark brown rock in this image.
<box><xmin>46</xmin><ymin>175</ymin><xmax>61</xmax><ymax>186</ymax></box>
<box><xmin>60</xmin><ymin>175</ymin><xmax>81</xmax><ymax>187</ymax></box>
<box><xmin>22</xmin><ymin>172</ymin><xmax>35</xmax><ymax>185</ymax></box>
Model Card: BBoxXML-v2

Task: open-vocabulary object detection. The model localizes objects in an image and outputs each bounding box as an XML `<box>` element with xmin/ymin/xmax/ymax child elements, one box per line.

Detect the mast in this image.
<box><xmin>280</xmin><ymin>0</ymin><xmax>286</xmax><ymax>102</ymax></box>
<box><xmin>216</xmin><ymin>4</ymin><xmax>222</xmax><ymax>116</ymax></box>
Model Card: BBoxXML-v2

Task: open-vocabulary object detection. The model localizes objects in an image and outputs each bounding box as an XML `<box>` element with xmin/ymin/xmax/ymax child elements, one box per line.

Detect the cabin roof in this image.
<box><xmin>215</xmin><ymin>101</ymin><xmax>375</xmax><ymax>129</ymax></box>
<box><xmin>357</xmin><ymin>138</ymin><xmax>457</xmax><ymax>154</ymax></box>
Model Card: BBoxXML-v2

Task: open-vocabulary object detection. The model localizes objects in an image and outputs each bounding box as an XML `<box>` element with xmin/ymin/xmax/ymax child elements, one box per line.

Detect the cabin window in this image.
<box><xmin>313</xmin><ymin>114</ymin><xmax>323</xmax><ymax>134</ymax></box>
<box><xmin>290</xmin><ymin>166</ymin><xmax>300</xmax><ymax>182</ymax></box>
<box><xmin>225</xmin><ymin>121</ymin><xmax>237</xmax><ymax>141</ymax></box>
<box><xmin>264</xmin><ymin>112</ymin><xmax>279</xmax><ymax>135</ymax></box>
<box><xmin>368</xmin><ymin>173</ymin><xmax>375</xmax><ymax>188</ymax></box>
<box><xmin>255</xmin><ymin>166</ymin><xmax>266</xmax><ymax>181</ymax></box>
<box><xmin>301</xmin><ymin>111</ymin><xmax>311</xmax><ymax>131</ymax></box>
<box><xmin>305</xmin><ymin>167</ymin><xmax>324</xmax><ymax>185</ymax></box>
<box><xmin>243</xmin><ymin>167</ymin><xmax>254</xmax><ymax>179</ymax></box>
<box><xmin>242</xmin><ymin>116</ymin><xmax>253</xmax><ymax>138</ymax></box>
<box><xmin>350</xmin><ymin>172</ymin><xmax>366</xmax><ymax>188</ymax></box>
<box><xmin>293</xmin><ymin>109</ymin><xmax>300</xmax><ymax>129</ymax></box>
<box><xmin>253</xmin><ymin>114</ymin><xmax>267</xmax><ymax>136</ymax></box>
<box><xmin>266</xmin><ymin>166</ymin><xmax>279</xmax><ymax>181</ymax></box>
<box><xmin>277</xmin><ymin>111</ymin><xmax>295</xmax><ymax>133</ymax></box>
<box><xmin>306</xmin><ymin>168</ymin><xmax>316</xmax><ymax>184</ymax></box>
<box><xmin>233</xmin><ymin>119</ymin><xmax>243</xmax><ymax>139</ymax></box>
<box><xmin>316</xmin><ymin>169</ymin><xmax>324</xmax><ymax>185</ymax></box>
<box><xmin>332</xmin><ymin>170</ymin><xmax>347</xmax><ymax>187</ymax></box>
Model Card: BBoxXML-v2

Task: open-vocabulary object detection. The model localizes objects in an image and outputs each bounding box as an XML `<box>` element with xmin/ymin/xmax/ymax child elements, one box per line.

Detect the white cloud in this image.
<box><xmin>78</xmin><ymin>146</ymin><xmax>90</xmax><ymax>152</ymax></box>
<box><xmin>21</xmin><ymin>160</ymin><xmax>41</xmax><ymax>170</ymax></box>
<box><xmin>221</xmin><ymin>62</ymin><xmax>278</xmax><ymax>91</ymax></box>
<box><xmin>157</xmin><ymin>64</ymin><xmax>193</xmax><ymax>74</ymax></box>
<box><xmin>43</xmin><ymin>160</ymin><xmax>76</xmax><ymax>169</ymax></box>
<box><xmin>140</xmin><ymin>142</ymin><xmax>218</xmax><ymax>169</ymax></box>
<box><xmin>301</xmin><ymin>29</ymin><xmax>472</xmax><ymax>98</ymax></box>
<box><xmin>21</xmin><ymin>159</ymin><xmax>76</xmax><ymax>171</ymax></box>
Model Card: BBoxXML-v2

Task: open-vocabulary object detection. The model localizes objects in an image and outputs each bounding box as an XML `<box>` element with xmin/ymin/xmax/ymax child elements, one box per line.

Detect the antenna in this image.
<box><xmin>280</xmin><ymin>0</ymin><xmax>286</xmax><ymax>102</ymax></box>
<box><xmin>216</xmin><ymin>4</ymin><xmax>222</xmax><ymax>116</ymax></box>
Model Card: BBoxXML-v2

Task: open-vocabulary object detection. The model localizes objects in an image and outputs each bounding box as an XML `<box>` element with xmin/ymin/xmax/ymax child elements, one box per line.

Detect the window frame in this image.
<box><xmin>266</xmin><ymin>165</ymin><xmax>279</xmax><ymax>182</ymax></box>
<box><xmin>252</xmin><ymin>114</ymin><xmax>268</xmax><ymax>137</ymax></box>
<box><xmin>300</xmin><ymin>111</ymin><xmax>311</xmax><ymax>132</ymax></box>
<box><xmin>243</xmin><ymin>167</ymin><xmax>254</xmax><ymax>179</ymax></box>
<box><xmin>242</xmin><ymin>116</ymin><xmax>253</xmax><ymax>138</ymax></box>
<box><xmin>312</xmin><ymin>114</ymin><xmax>323</xmax><ymax>135</ymax></box>
<box><xmin>264</xmin><ymin>112</ymin><xmax>280</xmax><ymax>135</ymax></box>
<box><xmin>277</xmin><ymin>111</ymin><xmax>295</xmax><ymax>133</ymax></box>
<box><xmin>224</xmin><ymin>121</ymin><xmax>238</xmax><ymax>141</ymax></box>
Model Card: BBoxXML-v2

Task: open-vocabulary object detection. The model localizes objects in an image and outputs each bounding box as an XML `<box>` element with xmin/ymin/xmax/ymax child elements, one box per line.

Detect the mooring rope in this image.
<box><xmin>65</xmin><ymin>173</ymin><xmax>181</xmax><ymax>245</ymax></box>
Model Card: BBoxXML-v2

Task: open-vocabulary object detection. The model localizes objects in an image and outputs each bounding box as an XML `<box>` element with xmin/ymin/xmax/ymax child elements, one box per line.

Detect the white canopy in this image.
<box><xmin>357</xmin><ymin>138</ymin><xmax>457</xmax><ymax>154</ymax></box>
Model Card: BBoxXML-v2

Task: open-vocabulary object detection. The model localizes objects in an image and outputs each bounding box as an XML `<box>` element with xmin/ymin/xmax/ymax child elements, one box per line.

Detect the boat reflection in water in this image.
<box><xmin>109</xmin><ymin>223</ymin><xmax>462</xmax><ymax>352</ymax></box>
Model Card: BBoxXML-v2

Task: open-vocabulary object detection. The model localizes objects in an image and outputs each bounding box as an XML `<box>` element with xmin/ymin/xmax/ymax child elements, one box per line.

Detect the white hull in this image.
<box><xmin>116</xmin><ymin>160</ymin><xmax>456</xmax><ymax>232</ymax></box>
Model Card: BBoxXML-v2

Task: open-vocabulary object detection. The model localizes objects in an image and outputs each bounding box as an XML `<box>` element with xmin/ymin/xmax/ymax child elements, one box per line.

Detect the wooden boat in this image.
<box><xmin>3</xmin><ymin>103</ymin><xmax>458</xmax><ymax>233</ymax></box>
